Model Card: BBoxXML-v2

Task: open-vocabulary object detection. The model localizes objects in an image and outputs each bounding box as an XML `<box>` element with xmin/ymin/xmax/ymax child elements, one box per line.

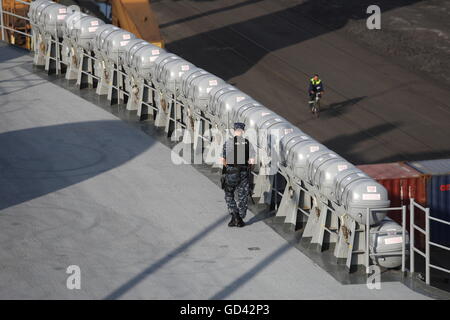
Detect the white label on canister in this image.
<box><xmin>338</xmin><ymin>164</ymin><xmax>348</xmax><ymax>171</ymax></box>
<box><xmin>88</xmin><ymin>27</ymin><xmax>98</xmax><ymax>33</ymax></box>
<box><xmin>362</xmin><ymin>193</ymin><xmax>381</xmax><ymax>200</ymax></box>
<box><xmin>367</xmin><ymin>186</ymin><xmax>377</xmax><ymax>192</ymax></box>
<box><xmin>284</xmin><ymin>129</ymin><xmax>293</xmax><ymax>134</ymax></box>
<box><xmin>57</xmin><ymin>14</ymin><xmax>66</xmax><ymax>20</ymax></box>
<box><xmin>384</xmin><ymin>237</ymin><xmax>403</xmax><ymax>245</ymax></box>
<box><xmin>59</xmin><ymin>8</ymin><xmax>67</xmax><ymax>13</ymax></box>
<box><xmin>310</xmin><ymin>146</ymin><xmax>319</xmax><ymax>152</ymax></box>
<box><xmin>236</xmin><ymin>96</ymin><xmax>245</xmax><ymax>102</ymax></box>
<box><xmin>262</xmin><ymin>112</ymin><xmax>271</xmax><ymax>116</ymax></box>
<box><xmin>152</xmin><ymin>49</ymin><xmax>160</xmax><ymax>55</ymax></box>
<box><xmin>150</xmin><ymin>56</ymin><xmax>158</xmax><ymax>62</ymax></box>
<box><xmin>206</xmin><ymin>87</ymin><xmax>212</xmax><ymax>93</ymax></box>
<box><xmin>91</xmin><ymin>20</ymin><xmax>99</xmax><ymax>26</ymax></box>
<box><xmin>120</xmin><ymin>40</ymin><xmax>129</xmax><ymax>46</ymax></box>
<box><xmin>181</xmin><ymin>65</ymin><xmax>190</xmax><ymax>71</ymax></box>
<box><xmin>209</xmin><ymin>79</ymin><xmax>218</xmax><ymax>86</ymax></box>
<box><xmin>123</xmin><ymin>34</ymin><xmax>131</xmax><ymax>40</ymax></box>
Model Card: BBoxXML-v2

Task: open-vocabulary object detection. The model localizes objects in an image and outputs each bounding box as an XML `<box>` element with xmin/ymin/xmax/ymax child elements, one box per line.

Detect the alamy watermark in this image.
<box><xmin>366</xmin><ymin>265</ymin><xmax>381</xmax><ymax>290</ymax></box>
<box><xmin>367</xmin><ymin>5</ymin><xmax>381</xmax><ymax>30</ymax></box>
<box><xmin>66</xmin><ymin>265</ymin><xmax>81</xmax><ymax>290</ymax></box>
<box><xmin>169</xmin><ymin>127</ymin><xmax>295</xmax><ymax>176</ymax></box>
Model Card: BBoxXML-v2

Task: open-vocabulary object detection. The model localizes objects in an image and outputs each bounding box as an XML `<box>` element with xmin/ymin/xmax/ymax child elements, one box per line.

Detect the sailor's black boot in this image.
<box><xmin>228</xmin><ymin>215</ymin><xmax>238</xmax><ymax>227</ymax></box>
<box><xmin>235</xmin><ymin>214</ymin><xmax>245</xmax><ymax>228</ymax></box>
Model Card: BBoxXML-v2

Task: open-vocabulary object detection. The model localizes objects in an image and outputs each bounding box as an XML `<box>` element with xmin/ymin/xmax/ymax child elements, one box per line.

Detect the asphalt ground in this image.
<box><xmin>152</xmin><ymin>0</ymin><xmax>450</xmax><ymax>165</ymax></box>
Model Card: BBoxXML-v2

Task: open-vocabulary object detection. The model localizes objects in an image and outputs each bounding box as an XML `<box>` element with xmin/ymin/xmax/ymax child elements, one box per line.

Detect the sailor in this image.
<box><xmin>219</xmin><ymin>122</ymin><xmax>256</xmax><ymax>227</ymax></box>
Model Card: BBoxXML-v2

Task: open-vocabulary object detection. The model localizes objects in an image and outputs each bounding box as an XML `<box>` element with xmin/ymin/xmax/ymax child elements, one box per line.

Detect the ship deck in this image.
<box><xmin>0</xmin><ymin>41</ymin><xmax>439</xmax><ymax>299</ymax></box>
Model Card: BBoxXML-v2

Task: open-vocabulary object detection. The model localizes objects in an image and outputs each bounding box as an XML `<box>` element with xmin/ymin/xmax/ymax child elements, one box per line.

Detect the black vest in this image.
<box><xmin>231</xmin><ymin>136</ymin><xmax>250</xmax><ymax>167</ymax></box>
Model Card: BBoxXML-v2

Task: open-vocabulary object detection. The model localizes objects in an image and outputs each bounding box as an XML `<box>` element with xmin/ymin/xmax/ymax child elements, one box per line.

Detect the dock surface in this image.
<box><xmin>154</xmin><ymin>0</ymin><xmax>450</xmax><ymax>165</ymax></box>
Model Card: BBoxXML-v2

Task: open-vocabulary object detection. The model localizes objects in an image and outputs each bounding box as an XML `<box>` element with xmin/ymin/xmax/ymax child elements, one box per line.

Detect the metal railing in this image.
<box><xmin>0</xmin><ymin>0</ymin><xmax>31</xmax><ymax>42</ymax></box>
<box><xmin>410</xmin><ymin>198</ymin><xmax>450</xmax><ymax>285</ymax></box>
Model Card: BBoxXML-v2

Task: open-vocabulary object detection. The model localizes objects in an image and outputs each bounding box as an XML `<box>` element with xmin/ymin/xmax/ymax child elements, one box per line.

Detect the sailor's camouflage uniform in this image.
<box><xmin>222</xmin><ymin>135</ymin><xmax>256</xmax><ymax>219</ymax></box>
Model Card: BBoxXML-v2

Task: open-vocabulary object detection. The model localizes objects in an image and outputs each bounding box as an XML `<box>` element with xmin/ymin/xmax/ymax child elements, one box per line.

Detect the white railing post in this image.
<box><xmin>174</xmin><ymin>96</ymin><xmax>178</xmax><ymax>139</ymax></box>
<box><xmin>402</xmin><ymin>205</ymin><xmax>406</xmax><ymax>273</ymax></box>
<box><xmin>117</xmin><ymin>52</ymin><xmax>120</xmax><ymax>105</ymax></box>
<box><xmin>366</xmin><ymin>208</ymin><xmax>370</xmax><ymax>274</ymax></box>
<box><xmin>55</xmin><ymin>25</ymin><xmax>59</xmax><ymax>75</ymax></box>
<box><xmin>410</xmin><ymin>198</ymin><xmax>415</xmax><ymax>274</ymax></box>
<box><xmin>0</xmin><ymin>0</ymin><xmax>6</xmax><ymax>41</ymax></box>
<box><xmin>425</xmin><ymin>207</ymin><xmax>430</xmax><ymax>285</ymax></box>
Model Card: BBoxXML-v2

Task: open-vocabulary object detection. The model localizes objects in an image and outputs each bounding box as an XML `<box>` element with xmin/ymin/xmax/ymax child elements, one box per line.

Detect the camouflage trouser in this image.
<box><xmin>224</xmin><ymin>170</ymin><xmax>250</xmax><ymax>218</ymax></box>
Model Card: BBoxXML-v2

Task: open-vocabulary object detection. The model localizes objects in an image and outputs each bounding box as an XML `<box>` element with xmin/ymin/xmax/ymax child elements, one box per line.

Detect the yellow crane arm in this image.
<box><xmin>111</xmin><ymin>0</ymin><xmax>164</xmax><ymax>48</ymax></box>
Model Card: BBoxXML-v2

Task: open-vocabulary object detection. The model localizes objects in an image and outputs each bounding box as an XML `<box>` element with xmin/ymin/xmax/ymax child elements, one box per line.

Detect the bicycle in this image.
<box><xmin>310</xmin><ymin>92</ymin><xmax>322</xmax><ymax>118</ymax></box>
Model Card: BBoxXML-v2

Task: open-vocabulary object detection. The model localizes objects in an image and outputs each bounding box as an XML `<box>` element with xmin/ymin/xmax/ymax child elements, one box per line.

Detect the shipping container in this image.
<box><xmin>407</xmin><ymin>159</ymin><xmax>450</xmax><ymax>247</ymax></box>
<box><xmin>357</xmin><ymin>162</ymin><xmax>427</xmax><ymax>250</ymax></box>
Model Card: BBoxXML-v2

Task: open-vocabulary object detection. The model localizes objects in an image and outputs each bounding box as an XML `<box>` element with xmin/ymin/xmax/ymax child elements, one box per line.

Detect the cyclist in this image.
<box><xmin>308</xmin><ymin>74</ymin><xmax>324</xmax><ymax>112</ymax></box>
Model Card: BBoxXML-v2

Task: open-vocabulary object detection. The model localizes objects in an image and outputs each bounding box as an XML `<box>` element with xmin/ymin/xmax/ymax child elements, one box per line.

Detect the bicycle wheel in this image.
<box><xmin>312</xmin><ymin>101</ymin><xmax>319</xmax><ymax>118</ymax></box>
<box><xmin>315</xmin><ymin>99</ymin><xmax>320</xmax><ymax>118</ymax></box>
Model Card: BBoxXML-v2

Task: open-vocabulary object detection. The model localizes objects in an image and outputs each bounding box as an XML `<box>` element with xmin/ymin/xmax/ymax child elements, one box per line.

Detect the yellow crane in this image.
<box><xmin>1</xmin><ymin>0</ymin><xmax>164</xmax><ymax>49</ymax></box>
<box><xmin>111</xmin><ymin>0</ymin><xmax>164</xmax><ymax>48</ymax></box>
